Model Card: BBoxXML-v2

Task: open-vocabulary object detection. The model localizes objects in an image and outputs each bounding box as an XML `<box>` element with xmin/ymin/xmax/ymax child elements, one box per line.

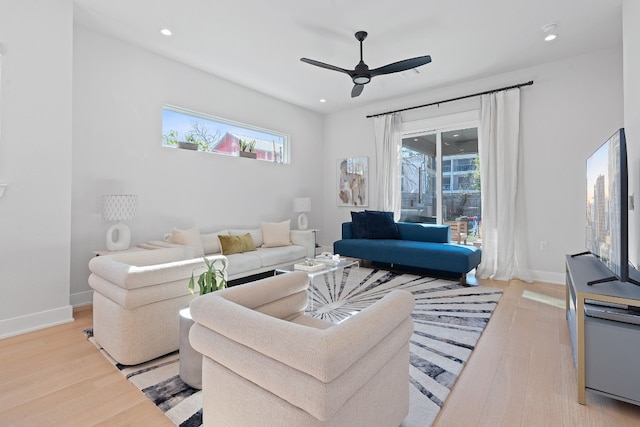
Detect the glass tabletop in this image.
<box><xmin>276</xmin><ymin>258</ymin><xmax>359</xmax><ymax>277</ymax></box>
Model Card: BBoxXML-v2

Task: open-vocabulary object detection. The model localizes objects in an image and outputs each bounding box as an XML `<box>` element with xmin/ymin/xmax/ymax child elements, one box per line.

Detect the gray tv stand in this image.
<box><xmin>565</xmin><ymin>254</ymin><xmax>640</xmax><ymax>406</ymax></box>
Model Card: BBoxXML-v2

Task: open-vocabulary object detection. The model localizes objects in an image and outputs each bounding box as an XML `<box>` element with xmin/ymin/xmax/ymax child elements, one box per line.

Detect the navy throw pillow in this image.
<box><xmin>365</xmin><ymin>210</ymin><xmax>400</xmax><ymax>239</ymax></box>
<box><xmin>350</xmin><ymin>211</ymin><xmax>369</xmax><ymax>238</ymax></box>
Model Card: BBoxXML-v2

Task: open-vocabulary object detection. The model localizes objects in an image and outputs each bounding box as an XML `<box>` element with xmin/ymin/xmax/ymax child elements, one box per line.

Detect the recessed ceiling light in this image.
<box><xmin>542</xmin><ymin>23</ymin><xmax>557</xmax><ymax>42</ymax></box>
<box><xmin>161</xmin><ymin>28</ymin><xmax>172</xmax><ymax>36</ymax></box>
<box><xmin>319</xmin><ymin>99</ymin><xmax>326</xmax><ymax>103</ymax></box>
<box><xmin>453</xmin><ymin>134</ymin><xmax>460</xmax><ymax>137</ymax></box>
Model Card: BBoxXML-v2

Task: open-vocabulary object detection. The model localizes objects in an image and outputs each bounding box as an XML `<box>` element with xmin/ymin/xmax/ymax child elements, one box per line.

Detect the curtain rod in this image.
<box><xmin>366</xmin><ymin>80</ymin><xmax>534</xmax><ymax>118</ymax></box>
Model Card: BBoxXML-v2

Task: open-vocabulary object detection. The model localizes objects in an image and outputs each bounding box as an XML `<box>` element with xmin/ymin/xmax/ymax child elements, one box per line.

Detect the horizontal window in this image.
<box><xmin>162</xmin><ymin>105</ymin><xmax>289</xmax><ymax>163</ymax></box>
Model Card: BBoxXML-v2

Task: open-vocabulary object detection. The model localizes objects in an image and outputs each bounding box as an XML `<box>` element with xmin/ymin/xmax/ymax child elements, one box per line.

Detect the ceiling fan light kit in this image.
<box><xmin>300</xmin><ymin>30</ymin><xmax>432</xmax><ymax>98</ymax></box>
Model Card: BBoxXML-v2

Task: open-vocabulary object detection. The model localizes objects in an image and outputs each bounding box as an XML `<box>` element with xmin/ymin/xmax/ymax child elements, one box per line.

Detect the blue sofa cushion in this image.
<box><xmin>334</xmin><ymin>238</ymin><xmax>481</xmax><ymax>274</ymax></box>
<box><xmin>350</xmin><ymin>211</ymin><xmax>369</xmax><ymax>238</ymax></box>
<box><xmin>351</xmin><ymin>210</ymin><xmax>400</xmax><ymax>239</ymax></box>
<box><xmin>365</xmin><ymin>210</ymin><xmax>400</xmax><ymax>239</ymax></box>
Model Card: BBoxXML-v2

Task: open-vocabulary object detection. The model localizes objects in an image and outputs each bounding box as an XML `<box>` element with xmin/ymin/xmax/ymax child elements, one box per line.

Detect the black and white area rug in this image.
<box><xmin>84</xmin><ymin>267</ymin><xmax>502</xmax><ymax>427</ymax></box>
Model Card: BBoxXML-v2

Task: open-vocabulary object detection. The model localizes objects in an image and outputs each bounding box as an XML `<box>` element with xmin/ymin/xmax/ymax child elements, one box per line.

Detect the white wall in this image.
<box><xmin>322</xmin><ymin>47</ymin><xmax>624</xmax><ymax>284</ymax></box>
<box><xmin>623</xmin><ymin>0</ymin><xmax>640</xmax><ymax>269</ymax></box>
<box><xmin>70</xmin><ymin>26</ymin><xmax>324</xmax><ymax>305</ymax></box>
<box><xmin>0</xmin><ymin>0</ymin><xmax>74</xmax><ymax>338</ymax></box>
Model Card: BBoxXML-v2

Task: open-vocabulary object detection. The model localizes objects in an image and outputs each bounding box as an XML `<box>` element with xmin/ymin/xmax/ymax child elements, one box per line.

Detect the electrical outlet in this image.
<box><xmin>540</xmin><ymin>241</ymin><xmax>548</xmax><ymax>251</ymax></box>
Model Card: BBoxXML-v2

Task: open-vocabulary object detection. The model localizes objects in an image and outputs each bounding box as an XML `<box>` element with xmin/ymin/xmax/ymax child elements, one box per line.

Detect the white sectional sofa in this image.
<box><xmin>139</xmin><ymin>222</ymin><xmax>315</xmax><ymax>280</ymax></box>
<box><xmin>88</xmin><ymin>220</ymin><xmax>315</xmax><ymax>365</ymax></box>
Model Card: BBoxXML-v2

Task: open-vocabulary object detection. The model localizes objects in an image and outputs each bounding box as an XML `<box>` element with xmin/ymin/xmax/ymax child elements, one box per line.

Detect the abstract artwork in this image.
<box><xmin>337</xmin><ymin>156</ymin><xmax>368</xmax><ymax>207</ymax></box>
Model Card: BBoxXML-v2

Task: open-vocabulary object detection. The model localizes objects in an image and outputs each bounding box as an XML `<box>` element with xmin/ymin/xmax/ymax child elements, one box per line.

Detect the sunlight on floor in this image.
<box><xmin>522</xmin><ymin>290</ymin><xmax>565</xmax><ymax>309</ymax></box>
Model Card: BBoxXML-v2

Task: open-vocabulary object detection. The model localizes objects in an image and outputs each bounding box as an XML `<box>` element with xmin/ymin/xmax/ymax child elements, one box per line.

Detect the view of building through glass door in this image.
<box><xmin>400</xmin><ymin>126</ymin><xmax>481</xmax><ymax>245</ymax></box>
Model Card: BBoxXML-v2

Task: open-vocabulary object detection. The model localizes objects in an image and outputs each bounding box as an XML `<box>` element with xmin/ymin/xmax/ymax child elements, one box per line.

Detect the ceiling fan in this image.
<box><xmin>300</xmin><ymin>30</ymin><xmax>432</xmax><ymax>98</ymax></box>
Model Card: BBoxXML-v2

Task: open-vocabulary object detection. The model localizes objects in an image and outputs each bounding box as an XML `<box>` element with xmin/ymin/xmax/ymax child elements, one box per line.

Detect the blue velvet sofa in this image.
<box><xmin>333</xmin><ymin>221</ymin><xmax>482</xmax><ymax>285</ymax></box>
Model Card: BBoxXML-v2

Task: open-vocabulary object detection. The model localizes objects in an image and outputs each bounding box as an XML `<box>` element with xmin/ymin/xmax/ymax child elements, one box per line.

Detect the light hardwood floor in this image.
<box><xmin>1</xmin><ymin>279</ymin><xmax>640</xmax><ymax>426</ymax></box>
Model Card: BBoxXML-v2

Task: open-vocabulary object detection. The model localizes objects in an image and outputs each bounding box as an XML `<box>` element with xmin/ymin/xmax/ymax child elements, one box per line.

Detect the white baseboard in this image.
<box><xmin>0</xmin><ymin>305</ymin><xmax>74</xmax><ymax>339</ymax></box>
<box><xmin>529</xmin><ymin>269</ymin><xmax>565</xmax><ymax>285</ymax></box>
<box><xmin>70</xmin><ymin>290</ymin><xmax>94</xmax><ymax>307</ymax></box>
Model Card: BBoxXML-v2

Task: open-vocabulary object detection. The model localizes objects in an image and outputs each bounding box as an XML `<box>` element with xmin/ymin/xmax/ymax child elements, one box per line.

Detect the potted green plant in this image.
<box><xmin>178</xmin><ymin>133</ymin><xmax>200</xmax><ymax>151</ymax></box>
<box><xmin>238</xmin><ymin>139</ymin><xmax>257</xmax><ymax>159</ymax></box>
<box><xmin>188</xmin><ymin>257</ymin><xmax>228</xmax><ymax>295</ymax></box>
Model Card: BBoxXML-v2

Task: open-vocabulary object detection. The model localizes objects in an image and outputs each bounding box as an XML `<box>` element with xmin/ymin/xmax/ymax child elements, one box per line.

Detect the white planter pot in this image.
<box><xmin>179</xmin><ymin>307</ymin><xmax>202</xmax><ymax>389</ymax></box>
<box><xmin>239</xmin><ymin>151</ymin><xmax>257</xmax><ymax>159</ymax></box>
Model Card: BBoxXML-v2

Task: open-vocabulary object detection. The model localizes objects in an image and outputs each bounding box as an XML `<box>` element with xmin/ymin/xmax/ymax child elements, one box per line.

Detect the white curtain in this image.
<box><xmin>373</xmin><ymin>112</ymin><xmax>402</xmax><ymax>220</ymax></box>
<box><xmin>476</xmin><ymin>89</ymin><xmax>531</xmax><ymax>281</ymax></box>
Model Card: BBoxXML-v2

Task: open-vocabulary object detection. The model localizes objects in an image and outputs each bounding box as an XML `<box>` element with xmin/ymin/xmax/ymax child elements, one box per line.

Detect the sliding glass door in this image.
<box><xmin>400</xmin><ymin>126</ymin><xmax>481</xmax><ymax>244</ymax></box>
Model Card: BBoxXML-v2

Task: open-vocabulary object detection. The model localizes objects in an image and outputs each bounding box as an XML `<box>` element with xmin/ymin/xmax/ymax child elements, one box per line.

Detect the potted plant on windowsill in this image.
<box><xmin>178</xmin><ymin>133</ymin><xmax>200</xmax><ymax>151</ymax></box>
<box><xmin>238</xmin><ymin>139</ymin><xmax>257</xmax><ymax>159</ymax></box>
<box><xmin>180</xmin><ymin>257</ymin><xmax>227</xmax><ymax>389</ymax></box>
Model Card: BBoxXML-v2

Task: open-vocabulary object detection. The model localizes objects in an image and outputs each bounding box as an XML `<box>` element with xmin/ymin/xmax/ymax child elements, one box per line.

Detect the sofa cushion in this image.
<box><xmin>168</xmin><ymin>227</ymin><xmax>204</xmax><ymax>257</ymax></box>
<box><xmin>350</xmin><ymin>211</ymin><xmax>369</xmax><ymax>238</ymax></box>
<box><xmin>224</xmin><ymin>252</ymin><xmax>262</xmax><ymax>276</ymax></box>
<box><xmin>261</xmin><ymin>220</ymin><xmax>292</xmax><ymax>248</ymax></box>
<box><xmin>365</xmin><ymin>210</ymin><xmax>400</xmax><ymax>239</ymax></box>
<box><xmin>255</xmin><ymin>246</ymin><xmax>306</xmax><ymax>267</ymax></box>
<box><xmin>219</xmin><ymin>233</ymin><xmax>257</xmax><ymax>255</ymax></box>
<box><xmin>334</xmin><ymin>238</ymin><xmax>481</xmax><ymax>274</ymax></box>
<box><xmin>202</xmin><ymin>230</ymin><xmax>229</xmax><ymax>254</ymax></box>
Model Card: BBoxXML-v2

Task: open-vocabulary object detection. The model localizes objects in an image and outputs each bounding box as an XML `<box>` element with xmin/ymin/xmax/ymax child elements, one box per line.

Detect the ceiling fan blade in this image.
<box><xmin>351</xmin><ymin>84</ymin><xmax>364</xmax><ymax>98</ymax></box>
<box><xmin>370</xmin><ymin>55</ymin><xmax>432</xmax><ymax>77</ymax></box>
<box><xmin>300</xmin><ymin>58</ymin><xmax>351</xmax><ymax>75</ymax></box>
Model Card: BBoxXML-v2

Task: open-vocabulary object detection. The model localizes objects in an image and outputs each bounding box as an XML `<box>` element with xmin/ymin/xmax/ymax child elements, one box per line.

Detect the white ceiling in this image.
<box><xmin>73</xmin><ymin>0</ymin><xmax>623</xmax><ymax>115</ymax></box>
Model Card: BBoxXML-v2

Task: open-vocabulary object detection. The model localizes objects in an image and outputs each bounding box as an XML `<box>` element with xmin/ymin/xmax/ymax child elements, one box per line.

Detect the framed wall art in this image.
<box><xmin>337</xmin><ymin>156</ymin><xmax>368</xmax><ymax>207</ymax></box>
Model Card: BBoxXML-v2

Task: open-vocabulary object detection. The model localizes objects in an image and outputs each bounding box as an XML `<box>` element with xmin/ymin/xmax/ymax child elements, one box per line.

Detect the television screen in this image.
<box><xmin>585</xmin><ymin>128</ymin><xmax>628</xmax><ymax>281</ymax></box>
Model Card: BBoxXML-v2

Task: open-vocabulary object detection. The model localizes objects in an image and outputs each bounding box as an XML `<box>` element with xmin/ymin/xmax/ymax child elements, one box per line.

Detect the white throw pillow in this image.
<box><xmin>229</xmin><ymin>228</ymin><xmax>264</xmax><ymax>247</ymax></box>
<box><xmin>261</xmin><ymin>220</ymin><xmax>292</xmax><ymax>248</ymax></box>
<box><xmin>201</xmin><ymin>230</ymin><xmax>229</xmax><ymax>255</ymax></box>
<box><xmin>168</xmin><ymin>227</ymin><xmax>204</xmax><ymax>258</ymax></box>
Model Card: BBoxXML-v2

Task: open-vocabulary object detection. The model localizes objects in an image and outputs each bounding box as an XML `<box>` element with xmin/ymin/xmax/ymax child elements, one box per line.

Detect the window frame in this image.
<box><xmin>161</xmin><ymin>104</ymin><xmax>290</xmax><ymax>164</ymax></box>
<box><xmin>400</xmin><ymin>111</ymin><xmax>480</xmax><ymax>224</ymax></box>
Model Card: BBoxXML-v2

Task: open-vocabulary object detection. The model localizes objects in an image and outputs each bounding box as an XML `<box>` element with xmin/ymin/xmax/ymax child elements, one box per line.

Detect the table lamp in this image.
<box><xmin>293</xmin><ymin>197</ymin><xmax>311</xmax><ymax>230</ymax></box>
<box><xmin>102</xmin><ymin>194</ymin><xmax>137</xmax><ymax>251</ymax></box>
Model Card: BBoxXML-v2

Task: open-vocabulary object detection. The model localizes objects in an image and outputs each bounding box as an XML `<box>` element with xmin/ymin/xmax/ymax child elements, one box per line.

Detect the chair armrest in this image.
<box><xmin>89</xmin><ymin>251</ymin><xmax>227</xmax><ymax>290</ymax></box>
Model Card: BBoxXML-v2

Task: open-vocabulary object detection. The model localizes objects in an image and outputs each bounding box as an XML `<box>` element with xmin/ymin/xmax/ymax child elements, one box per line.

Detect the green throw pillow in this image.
<box><xmin>218</xmin><ymin>233</ymin><xmax>257</xmax><ymax>255</ymax></box>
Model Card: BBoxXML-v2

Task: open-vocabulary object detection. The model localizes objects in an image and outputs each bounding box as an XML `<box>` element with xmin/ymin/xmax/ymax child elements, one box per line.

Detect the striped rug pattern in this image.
<box><xmin>85</xmin><ymin>267</ymin><xmax>502</xmax><ymax>427</ymax></box>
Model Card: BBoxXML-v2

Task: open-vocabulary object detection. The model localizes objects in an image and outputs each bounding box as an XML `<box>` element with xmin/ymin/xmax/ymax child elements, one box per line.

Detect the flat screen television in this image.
<box><xmin>581</xmin><ymin>128</ymin><xmax>638</xmax><ymax>286</ymax></box>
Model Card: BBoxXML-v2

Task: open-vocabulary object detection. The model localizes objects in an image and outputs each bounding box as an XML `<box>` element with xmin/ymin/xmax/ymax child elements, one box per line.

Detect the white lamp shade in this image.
<box><xmin>293</xmin><ymin>197</ymin><xmax>311</xmax><ymax>213</ymax></box>
<box><xmin>102</xmin><ymin>195</ymin><xmax>137</xmax><ymax>221</ymax></box>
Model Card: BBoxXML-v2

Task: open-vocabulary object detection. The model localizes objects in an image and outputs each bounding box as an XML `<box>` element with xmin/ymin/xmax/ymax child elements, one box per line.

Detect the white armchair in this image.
<box><xmin>88</xmin><ymin>247</ymin><xmax>227</xmax><ymax>365</ymax></box>
<box><xmin>189</xmin><ymin>271</ymin><xmax>415</xmax><ymax>426</ymax></box>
